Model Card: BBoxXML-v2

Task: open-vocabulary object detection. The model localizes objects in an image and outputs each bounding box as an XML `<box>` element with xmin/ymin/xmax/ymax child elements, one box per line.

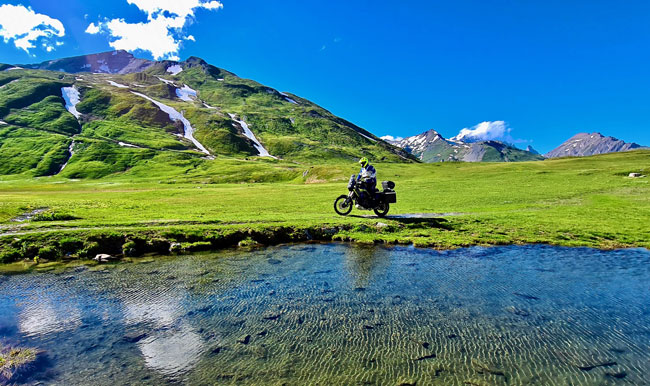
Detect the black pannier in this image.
<box><xmin>383</xmin><ymin>191</ymin><xmax>397</xmax><ymax>203</ymax></box>
<box><xmin>382</xmin><ymin>181</ymin><xmax>396</xmax><ymax>190</ymax></box>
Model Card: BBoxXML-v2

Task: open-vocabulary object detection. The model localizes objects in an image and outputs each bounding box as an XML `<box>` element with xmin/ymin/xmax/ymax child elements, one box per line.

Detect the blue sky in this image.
<box><xmin>1</xmin><ymin>0</ymin><xmax>649</xmax><ymax>153</ymax></box>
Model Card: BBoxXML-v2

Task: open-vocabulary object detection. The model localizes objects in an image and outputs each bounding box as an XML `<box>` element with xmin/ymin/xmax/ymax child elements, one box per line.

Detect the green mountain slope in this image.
<box><xmin>0</xmin><ymin>52</ymin><xmax>413</xmax><ymax>179</ymax></box>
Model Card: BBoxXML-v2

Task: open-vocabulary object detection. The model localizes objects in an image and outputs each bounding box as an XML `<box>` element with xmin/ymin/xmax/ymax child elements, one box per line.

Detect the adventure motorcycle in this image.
<box><xmin>334</xmin><ymin>175</ymin><xmax>397</xmax><ymax>217</ymax></box>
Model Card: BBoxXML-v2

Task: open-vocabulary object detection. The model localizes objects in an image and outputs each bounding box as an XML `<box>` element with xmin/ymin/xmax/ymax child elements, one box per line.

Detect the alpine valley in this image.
<box><xmin>2</xmin><ymin>50</ymin><xmax>648</xmax><ymax>179</ymax></box>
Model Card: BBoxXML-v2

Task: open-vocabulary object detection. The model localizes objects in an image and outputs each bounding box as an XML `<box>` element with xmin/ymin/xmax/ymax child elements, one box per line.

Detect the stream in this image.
<box><xmin>0</xmin><ymin>244</ymin><xmax>648</xmax><ymax>385</ymax></box>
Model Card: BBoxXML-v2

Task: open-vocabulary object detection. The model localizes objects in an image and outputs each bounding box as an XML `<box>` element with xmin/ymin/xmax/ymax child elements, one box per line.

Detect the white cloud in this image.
<box><xmin>85</xmin><ymin>23</ymin><xmax>101</xmax><ymax>34</ymax></box>
<box><xmin>381</xmin><ymin>135</ymin><xmax>403</xmax><ymax>142</ymax></box>
<box><xmin>0</xmin><ymin>4</ymin><xmax>65</xmax><ymax>53</ymax></box>
<box><xmin>452</xmin><ymin>121</ymin><xmax>510</xmax><ymax>142</ymax></box>
<box><xmin>86</xmin><ymin>0</ymin><xmax>223</xmax><ymax>60</ymax></box>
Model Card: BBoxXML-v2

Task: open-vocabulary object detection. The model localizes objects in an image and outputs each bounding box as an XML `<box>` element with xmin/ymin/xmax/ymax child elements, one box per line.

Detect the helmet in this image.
<box><xmin>358</xmin><ymin>157</ymin><xmax>369</xmax><ymax>168</ymax></box>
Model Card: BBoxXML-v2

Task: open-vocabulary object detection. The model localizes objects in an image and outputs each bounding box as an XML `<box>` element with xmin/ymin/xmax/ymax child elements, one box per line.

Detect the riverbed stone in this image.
<box><xmin>169</xmin><ymin>243</ymin><xmax>182</xmax><ymax>253</ymax></box>
<box><xmin>237</xmin><ymin>335</ymin><xmax>251</xmax><ymax>345</ymax></box>
<box><xmin>94</xmin><ymin>254</ymin><xmax>117</xmax><ymax>262</ymax></box>
<box><xmin>122</xmin><ymin>332</ymin><xmax>147</xmax><ymax>343</ymax></box>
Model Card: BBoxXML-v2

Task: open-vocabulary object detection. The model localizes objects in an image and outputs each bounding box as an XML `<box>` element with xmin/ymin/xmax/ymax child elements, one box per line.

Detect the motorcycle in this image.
<box><xmin>334</xmin><ymin>175</ymin><xmax>397</xmax><ymax>217</ymax></box>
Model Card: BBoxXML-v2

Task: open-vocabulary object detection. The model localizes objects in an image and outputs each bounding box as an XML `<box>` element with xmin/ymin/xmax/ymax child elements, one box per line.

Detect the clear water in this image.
<box><xmin>1</xmin><ymin>244</ymin><xmax>649</xmax><ymax>385</ymax></box>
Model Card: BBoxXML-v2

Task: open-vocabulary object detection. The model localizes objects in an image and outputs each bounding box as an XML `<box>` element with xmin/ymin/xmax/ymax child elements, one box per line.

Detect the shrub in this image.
<box><xmin>80</xmin><ymin>241</ymin><xmax>101</xmax><ymax>258</ymax></box>
<box><xmin>146</xmin><ymin>238</ymin><xmax>171</xmax><ymax>255</ymax></box>
<box><xmin>0</xmin><ymin>248</ymin><xmax>22</xmax><ymax>264</ymax></box>
<box><xmin>59</xmin><ymin>237</ymin><xmax>83</xmax><ymax>254</ymax></box>
<box><xmin>20</xmin><ymin>243</ymin><xmax>39</xmax><ymax>258</ymax></box>
<box><xmin>31</xmin><ymin>211</ymin><xmax>78</xmax><ymax>222</ymax></box>
<box><xmin>122</xmin><ymin>240</ymin><xmax>138</xmax><ymax>257</ymax></box>
<box><xmin>37</xmin><ymin>246</ymin><xmax>58</xmax><ymax>260</ymax></box>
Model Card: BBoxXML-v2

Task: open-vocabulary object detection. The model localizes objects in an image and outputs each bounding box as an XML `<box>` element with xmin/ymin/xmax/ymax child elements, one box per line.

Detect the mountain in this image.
<box><xmin>21</xmin><ymin>50</ymin><xmax>155</xmax><ymax>74</ymax></box>
<box><xmin>0</xmin><ymin>51</ymin><xmax>412</xmax><ymax>179</ymax></box>
<box><xmin>387</xmin><ymin>130</ymin><xmax>544</xmax><ymax>162</ymax></box>
<box><xmin>545</xmin><ymin>132</ymin><xmax>644</xmax><ymax>158</ymax></box>
<box><xmin>525</xmin><ymin>145</ymin><xmax>539</xmax><ymax>155</ymax></box>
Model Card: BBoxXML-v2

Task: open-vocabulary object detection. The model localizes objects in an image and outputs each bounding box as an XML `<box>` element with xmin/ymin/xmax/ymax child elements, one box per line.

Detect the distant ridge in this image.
<box><xmin>385</xmin><ymin>130</ymin><xmax>543</xmax><ymax>163</ymax></box>
<box><xmin>545</xmin><ymin>132</ymin><xmax>643</xmax><ymax>158</ymax></box>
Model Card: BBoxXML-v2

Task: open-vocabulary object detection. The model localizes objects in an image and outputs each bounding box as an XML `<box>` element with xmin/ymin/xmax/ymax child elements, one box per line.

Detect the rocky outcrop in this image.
<box><xmin>545</xmin><ymin>132</ymin><xmax>643</xmax><ymax>158</ymax></box>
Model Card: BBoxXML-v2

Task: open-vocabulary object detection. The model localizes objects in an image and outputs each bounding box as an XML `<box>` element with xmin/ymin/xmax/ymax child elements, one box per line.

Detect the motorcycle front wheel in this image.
<box><xmin>334</xmin><ymin>195</ymin><xmax>353</xmax><ymax>216</ymax></box>
<box><xmin>373</xmin><ymin>202</ymin><xmax>389</xmax><ymax>217</ymax></box>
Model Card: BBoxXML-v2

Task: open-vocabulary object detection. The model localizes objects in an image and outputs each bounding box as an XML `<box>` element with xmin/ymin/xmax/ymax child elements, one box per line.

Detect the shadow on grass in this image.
<box><xmin>350</xmin><ymin>213</ymin><xmax>454</xmax><ymax>230</ymax></box>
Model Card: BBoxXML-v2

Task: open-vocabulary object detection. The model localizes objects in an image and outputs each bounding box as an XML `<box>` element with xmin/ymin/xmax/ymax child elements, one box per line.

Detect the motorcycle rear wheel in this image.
<box><xmin>334</xmin><ymin>195</ymin><xmax>353</xmax><ymax>216</ymax></box>
<box><xmin>373</xmin><ymin>202</ymin><xmax>389</xmax><ymax>217</ymax></box>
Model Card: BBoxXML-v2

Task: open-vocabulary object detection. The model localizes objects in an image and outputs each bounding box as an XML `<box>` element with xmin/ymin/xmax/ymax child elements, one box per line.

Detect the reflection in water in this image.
<box><xmin>138</xmin><ymin>323</ymin><xmax>204</xmax><ymax>376</ymax></box>
<box><xmin>343</xmin><ymin>245</ymin><xmax>390</xmax><ymax>288</ymax></box>
<box><xmin>0</xmin><ymin>244</ymin><xmax>648</xmax><ymax>385</ymax></box>
<box><xmin>121</xmin><ymin>286</ymin><xmax>206</xmax><ymax>376</ymax></box>
<box><xmin>19</xmin><ymin>297</ymin><xmax>82</xmax><ymax>337</ymax></box>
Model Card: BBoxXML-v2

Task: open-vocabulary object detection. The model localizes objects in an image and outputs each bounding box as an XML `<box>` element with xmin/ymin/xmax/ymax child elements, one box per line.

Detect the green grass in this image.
<box><xmin>4</xmin><ymin>95</ymin><xmax>80</xmax><ymax>136</ymax></box>
<box><xmin>0</xmin><ymin>126</ymin><xmax>71</xmax><ymax>176</ymax></box>
<box><xmin>1</xmin><ymin>150</ymin><xmax>648</xmax><ymax>266</ymax></box>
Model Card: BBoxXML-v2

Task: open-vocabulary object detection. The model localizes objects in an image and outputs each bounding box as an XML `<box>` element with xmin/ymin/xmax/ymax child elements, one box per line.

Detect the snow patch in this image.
<box><xmin>203</xmin><ymin>102</ymin><xmax>217</xmax><ymax>109</ymax></box>
<box><xmin>61</xmin><ymin>86</ymin><xmax>82</xmax><ymax>119</ymax></box>
<box><xmin>0</xmin><ymin>79</ymin><xmax>18</xmax><ymax>89</ymax></box>
<box><xmin>131</xmin><ymin>92</ymin><xmax>210</xmax><ymax>155</ymax></box>
<box><xmin>119</xmin><ymin>142</ymin><xmax>140</xmax><ymax>148</ymax></box>
<box><xmin>107</xmin><ymin>80</ymin><xmax>129</xmax><ymax>88</ymax></box>
<box><xmin>157</xmin><ymin>77</ymin><xmax>175</xmax><ymax>85</ymax></box>
<box><xmin>217</xmin><ymin>78</ymin><xmax>224</xmax><ymax>81</ymax></box>
<box><xmin>99</xmin><ymin>64</ymin><xmax>110</xmax><ymax>73</ymax></box>
<box><xmin>167</xmin><ymin>64</ymin><xmax>183</xmax><ymax>75</ymax></box>
<box><xmin>58</xmin><ymin>140</ymin><xmax>76</xmax><ymax>173</ymax></box>
<box><xmin>279</xmin><ymin>92</ymin><xmax>298</xmax><ymax>104</ymax></box>
<box><xmin>358</xmin><ymin>132</ymin><xmax>377</xmax><ymax>142</ymax></box>
<box><xmin>0</xmin><ymin>120</ymin><xmax>7</xmax><ymax>125</ymax></box>
<box><xmin>228</xmin><ymin>113</ymin><xmax>275</xmax><ymax>158</ymax></box>
<box><xmin>4</xmin><ymin>67</ymin><xmax>22</xmax><ymax>71</ymax></box>
<box><xmin>176</xmin><ymin>85</ymin><xmax>197</xmax><ymax>101</ymax></box>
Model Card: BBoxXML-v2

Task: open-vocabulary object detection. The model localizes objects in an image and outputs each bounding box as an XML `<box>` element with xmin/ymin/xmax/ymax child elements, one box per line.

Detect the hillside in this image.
<box><xmin>546</xmin><ymin>132</ymin><xmax>644</xmax><ymax>158</ymax></box>
<box><xmin>387</xmin><ymin>129</ymin><xmax>543</xmax><ymax>162</ymax></box>
<box><xmin>0</xmin><ymin>51</ymin><xmax>412</xmax><ymax>179</ymax></box>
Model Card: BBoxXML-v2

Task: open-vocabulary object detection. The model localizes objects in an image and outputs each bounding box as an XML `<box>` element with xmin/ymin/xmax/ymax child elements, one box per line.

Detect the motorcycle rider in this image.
<box><xmin>357</xmin><ymin>157</ymin><xmax>377</xmax><ymax>206</ymax></box>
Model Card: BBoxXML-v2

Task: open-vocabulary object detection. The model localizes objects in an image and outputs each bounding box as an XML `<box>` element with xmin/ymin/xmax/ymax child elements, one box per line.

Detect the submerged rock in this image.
<box><xmin>414</xmin><ymin>353</ymin><xmax>436</xmax><ymax>361</ymax></box>
<box><xmin>605</xmin><ymin>370</ymin><xmax>627</xmax><ymax>379</ymax></box>
<box><xmin>122</xmin><ymin>332</ymin><xmax>147</xmax><ymax>343</ymax></box>
<box><xmin>237</xmin><ymin>335</ymin><xmax>251</xmax><ymax>345</ymax></box>
<box><xmin>505</xmin><ymin>306</ymin><xmax>530</xmax><ymax>317</ymax></box>
<box><xmin>471</xmin><ymin>359</ymin><xmax>506</xmax><ymax>377</ymax></box>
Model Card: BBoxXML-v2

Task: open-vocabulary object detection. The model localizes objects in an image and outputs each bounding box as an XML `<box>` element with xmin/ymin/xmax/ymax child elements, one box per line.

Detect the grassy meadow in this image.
<box><xmin>0</xmin><ymin>150</ymin><xmax>649</xmax><ymax>268</ymax></box>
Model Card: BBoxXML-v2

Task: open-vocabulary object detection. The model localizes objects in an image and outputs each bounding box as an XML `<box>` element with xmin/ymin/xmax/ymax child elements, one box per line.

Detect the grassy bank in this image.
<box><xmin>1</xmin><ymin>150</ymin><xmax>648</xmax><ymax>268</ymax></box>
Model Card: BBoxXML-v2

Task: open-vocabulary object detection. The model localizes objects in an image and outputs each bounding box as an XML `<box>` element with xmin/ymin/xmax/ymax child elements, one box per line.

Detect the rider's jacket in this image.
<box><xmin>358</xmin><ymin>164</ymin><xmax>377</xmax><ymax>182</ymax></box>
